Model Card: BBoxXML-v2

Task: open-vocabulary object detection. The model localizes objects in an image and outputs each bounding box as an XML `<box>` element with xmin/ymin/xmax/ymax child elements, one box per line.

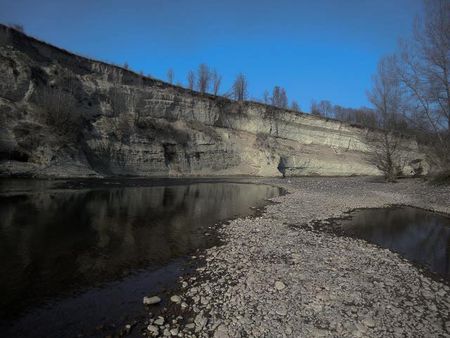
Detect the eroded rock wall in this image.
<box><xmin>0</xmin><ymin>25</ymin><xmax>428</xmax><ymax>177</ymax></box>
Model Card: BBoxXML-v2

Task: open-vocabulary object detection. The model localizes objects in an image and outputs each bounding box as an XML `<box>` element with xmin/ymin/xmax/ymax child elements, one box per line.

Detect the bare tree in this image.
<box><xmin>367</xmin><ymin>56</ymin><xmax>405</xmax><ymax>181</ymax></box>
<box><xmin>368</xmin><ymin>131</ymin><xmax>405</xmax><ymax>182</ymax></box>
<box><xmin>332</xmin><ymin>104</ymin><xmax>380</xmax><ymax>128</ymax></box>
<box><xmin>395</xmin><ymin>0</ymin><xmax>450</xmax><ymax>165</ymax></box>
<box><xmin>310</xmin><ymin>100</ymin><xmax>321</xmax><ymax>116</ymax></box>
<box><xmin>279</xmin><ymin>88</ymin><xmax>288</xmax><ymax>108</ymax></box>
<box><xmin>291</xmin><ymin>100</ymin><xmax>300</xmax><ymax>112</ymax></box>
<box><xmin>187</xmin><ymin>70</ymin><xmax>196</xmax><ymax>90</ymax></box>
<box><xmin>272</xmin><ymin>86</ymin><xmax>288</xmax><ymax>108</ymax></box>
<box><xmin>319</xmin><ymin>100</ymin><xmax>333</xmax><ymax>118</ymax></box>
<box><xmin>211</xmin><ymin>69</ymin><xmax>222</xmax><ymax>95</ymax></box>
<box><xmin>166</xmin><ymin>68</ymin><xmax>174</xmax><ymax>84</ymax></box>
<box><xmin>311</xmin><ymin>99</ymin><xmax>379</xmax><ymax>127</ymax></box>
<box><xmin>197</xmin><ymin>63</ymin><xmax>211</xmax><ymax>94</ymax></box>
<box><xmin>232</xmin><ymin>73</ymin><xmax>248</xmax><ymax>101</ymax></box>
<box><xmin>310</xmin><ymin>100</ymin><xmax>333</xmax><ymax>117</ymax></box>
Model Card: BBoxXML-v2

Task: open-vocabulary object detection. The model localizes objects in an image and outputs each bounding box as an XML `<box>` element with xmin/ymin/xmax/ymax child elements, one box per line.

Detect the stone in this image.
<box><xmin>194</xmin><ymin>313</ymin><xmax>208</xmax><ymax>330</ymax></box>
<box><xmin>154</xmin><ymin>317</ymin><xmax>165</xmax><ymax>326</ymax></box>
<box><xmin>274</xmin><ymin>281</ymin><xmax>286</xmax><ymax>291</ymax></box>
<box><xmin>143</xmin><ymin>296</ymin><xmax>161</xmax><ymax>305</ymax></box>
<box><xmin>170</xmin><ymin>295</ymin><xmax>182</xmax><ymax>304</ymax></box>
<box><xmin>124</xmin><ymin>324</ymin><xmax>132</xmax><ymax>333</ymax></box>
<box><xmin>275</xmin><ymin>307</ymin><xmax>287</xmax><ymax>316</ymax></box>
<box><xmin>362</xmin><ymin>317</ymin><xmax>376</xmax><ymax>328</ymax></box>
<box><xmin>147</xmin><ymin>325</ymin><xmax>159</xmax><ymax>336</ymax></box>
<box><xmin>213</xmin><ymin>324</ymin><xmax>230</xmax><ymax>338</ymax></box>
<box><xmin>445</xmin><ymin>321</ymin><xmax>450</xmax><ymax>331</ymax></box>
<box><xmin>185</xmin><ymin>323</ymin><xmax>196</xmax><ymax>330</ymax></box>
<box><xmin>312</xmin><ymin>328</ymin><xmax>328</xmax><ymax>337</ymax></box>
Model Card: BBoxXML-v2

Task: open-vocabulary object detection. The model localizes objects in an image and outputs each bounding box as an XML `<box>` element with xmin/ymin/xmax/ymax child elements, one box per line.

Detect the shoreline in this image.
<box><xmin>149</xmin><ymin>177</ymin><xmax>450</xmax><ymax>337</ymax></box>
<box><xmin>0</xmin><ymin>178</ymin><xmax>283</xmax><ymax>338</ymax></box>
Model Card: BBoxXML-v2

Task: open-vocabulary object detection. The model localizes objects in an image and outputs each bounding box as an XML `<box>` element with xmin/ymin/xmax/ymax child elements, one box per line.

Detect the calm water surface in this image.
<box><xmin>0</xmin><ymin>178</ymin><xmax>282</xmax><ymax>337</ymax></box>
<box><xmin>339</xmin><ymin>206</ymin><xmax>450</xmax><ymax>279</ymax></box>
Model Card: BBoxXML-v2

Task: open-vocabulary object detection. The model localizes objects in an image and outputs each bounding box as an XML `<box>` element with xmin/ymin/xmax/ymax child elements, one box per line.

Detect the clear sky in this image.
<box><xmin>0</xmin><ymin>0</ymin><xmax>422</xmax><ymax>110</ymax></box>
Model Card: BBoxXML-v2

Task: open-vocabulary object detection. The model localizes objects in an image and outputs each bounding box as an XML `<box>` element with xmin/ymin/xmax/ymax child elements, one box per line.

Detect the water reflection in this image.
<box><xmin>340</xmin><ymin>207</ymin><xmax>450</xmax><ymax>278</ymax></box>
<box><xmin>0</xmin><ymin>181</ymin><xmax>281</xmax><ymax>319</ymax></box>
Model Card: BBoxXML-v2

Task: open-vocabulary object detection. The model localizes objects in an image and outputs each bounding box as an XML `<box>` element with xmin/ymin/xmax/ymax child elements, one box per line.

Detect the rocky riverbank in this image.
<box><xmin>141</xmin><ymin>177</ymin><xmax>450</xmax><ymax>337</ymax></box>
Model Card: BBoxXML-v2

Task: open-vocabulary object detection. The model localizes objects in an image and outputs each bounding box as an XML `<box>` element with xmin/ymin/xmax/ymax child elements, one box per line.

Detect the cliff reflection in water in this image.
<box><xmin>0</xmin><ymin>181</ymin><xmax>281</xmax><ymax>317</ymax></box>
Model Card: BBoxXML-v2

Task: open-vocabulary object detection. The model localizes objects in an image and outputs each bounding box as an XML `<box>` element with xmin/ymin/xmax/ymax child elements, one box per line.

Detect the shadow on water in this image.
<box><xmin>0</xmin><ymin>179</ymin><xmax>282</xmax><ymax>337</ymax></box>
<box><xmin>339</xmin><ymin>206</ymin><xmax>450</xmax><ymax>279</ymax></box>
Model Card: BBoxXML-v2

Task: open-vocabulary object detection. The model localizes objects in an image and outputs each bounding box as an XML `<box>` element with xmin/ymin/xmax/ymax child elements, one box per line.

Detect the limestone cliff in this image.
<box><xmin>0</xmin><ymin>25</ymin><xmax>428</xmax><ymax>178</ymax></box>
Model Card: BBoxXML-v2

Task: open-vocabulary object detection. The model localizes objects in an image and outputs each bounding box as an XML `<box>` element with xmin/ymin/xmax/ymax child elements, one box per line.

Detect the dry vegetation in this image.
<box><xmin>35</xmin><ymin>86</ymin><xmax>81</xmax><ymax>142</ymax></box>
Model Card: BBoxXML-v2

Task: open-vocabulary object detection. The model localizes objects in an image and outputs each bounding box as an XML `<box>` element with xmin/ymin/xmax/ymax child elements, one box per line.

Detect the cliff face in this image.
<box><xmin>0</xmin><ymin>25</ymin><xmax>428</xmax><ymax>178</ymax></box>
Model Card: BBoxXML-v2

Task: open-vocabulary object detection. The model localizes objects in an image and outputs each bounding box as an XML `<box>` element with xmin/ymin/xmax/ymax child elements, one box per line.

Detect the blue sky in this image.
<box><xmin>0</xmin><ymin>0</ymin><xmax>422</xmax><ymax>110</ymax></box>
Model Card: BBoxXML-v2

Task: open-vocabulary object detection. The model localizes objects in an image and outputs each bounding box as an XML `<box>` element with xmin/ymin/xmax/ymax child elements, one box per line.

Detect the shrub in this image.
<box><xmin>36</xmin><ymin>87</ymin><xmax>81</xmax><ymax>141</ymax></box>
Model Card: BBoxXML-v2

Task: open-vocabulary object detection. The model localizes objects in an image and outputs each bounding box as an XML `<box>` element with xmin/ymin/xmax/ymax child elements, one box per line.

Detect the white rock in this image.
<box><xmin>274</xmin><ymin>281</ymin><xmax>286</xmax><ymax>291</ymax></box>
<box><xmin>171</xmin><ymin>295</ymin><xmax>182</xmax><ymax>303</ymax></box>
<box><xmin>363</xmin><ymin>317</ymin><xmax>376</xmax><ymax>328</ymax></box>
<box><xmin>143</xmin><ymin>296</ymin><xmax>161</xmax><ymax>305</ymax></box>
<box><xmin>154</xmin><ymin>317</ymin><xmax>165</xmax><ymax>326</ymax></box>
<box><xmin>147</xmin><ymin>324</ymin><xmax>159</xmax><ymax>335</ymax></box>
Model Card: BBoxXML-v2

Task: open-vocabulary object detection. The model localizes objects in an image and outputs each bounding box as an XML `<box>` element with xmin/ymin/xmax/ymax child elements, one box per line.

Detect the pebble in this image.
<box><xmin>275</xmin><ymin>307</ymin><xmax>287</xmax><ymax>316</ymax></box>
<box><xmin>170</xmin><ymin>295</ymin><xmax>182</xmax><ymax>304</ymax></box>
<box><xmin>147</xmin><ymin>325</ymin><xmax>159</xmax><ymax>335</ymax></box>
<box><xmin>185</xmin><ymin>323</ymin><xmax>196</xmax><ymax>330</ymax></box>
<box><xmin>274</xmin><ymin>281</ymin><xmax>286</xmax><ymax>291</ymax></box>
<box><xmin>143</xmin><ymin>296</ymin><xmax>161</xmax><ymax>305</ymax></box>
<box><xmin>362</xmin><ymin>317</ymin><xmax>375</xmax><ymax>328</ymax></box>
<box><xmin>154</xmin><ymin>317</ymin><xmax>165</xmax><ymax>326</ymax></box>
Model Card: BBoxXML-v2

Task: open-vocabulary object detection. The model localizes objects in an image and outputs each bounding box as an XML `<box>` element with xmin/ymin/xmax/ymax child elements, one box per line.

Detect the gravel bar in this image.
<box><xmin>143</xmin><ymin>177</ymin><xmax>450</xmax><ymax>338</ymax></box>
